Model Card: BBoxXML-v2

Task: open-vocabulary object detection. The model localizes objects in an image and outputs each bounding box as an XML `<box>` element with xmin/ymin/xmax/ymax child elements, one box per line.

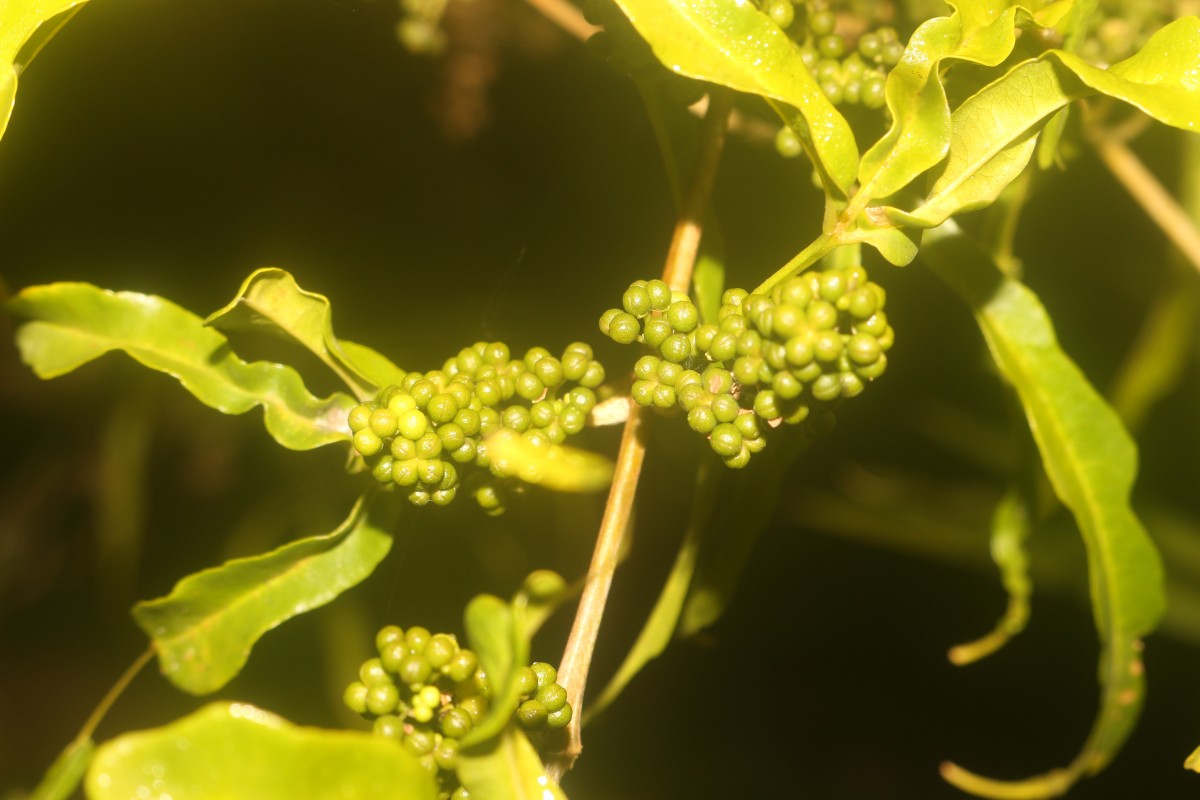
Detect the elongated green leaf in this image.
<box><xmin>680</xmin><ymin>435</ymin><xmax>811</xmax><ymax>637</ymax></box>
<box><xmin>923</xmin><ymin>224</ymin><xmax>1165</xmax><ymax>798</ymax></box>
<box><xmin>856</xmin><ymin>1</ymin><xmax>1045</xmax><ymax>204</ymax></box>
<box><xmin>458</xmin><ymin>726</ymin><xmax>567</xmax><ymax>800</ymax></box>
<box><xmin>206</xmin><ymin>268</ymin><xmax>405</xmax><ymax>397</ymax></box>
<box><xmin>893</xmin><ymin>17</ymin><xmax>1200</xmax><ymax>228</ymax></box>
<box><xmin>462</xmin><ymin>594</ymin><xmax>526</xmax><ymax>746</ymax></box>
<box><xmin>133</xmin><ymin>493</ymin><xmax>397</xmax><ymax>694</ymax></box>
<box><xmin>588</xmin><ymin>463</ymin><xmax>716</xmax><ymax>722</ymax></box>
<box><xmin>484</xmin><ymin>429</ymin><xmax>613</xmax><ymax>492</ymax></box>
<box><xmin>610</xmin><ymin>0</ymin><xmax>858</xmax><ymax>195</ymax></box>
<box><xmin>32</xmin><ymin>737</ymin><xmax>93</xmax><ymax>800</ymax></box>
<box><xmin>0</xmin><ymin>0</ymin><xmax>89</xmax><ymax>142</ymax></box>
<box><xmin>86</xmin><ymin>702</ymin><xmax>437</xmax><ymax>800</ymax></box>
<box><xmin>948</xmin><ymin>488</ymin><xmax>1032</xmax><ymax>665</ymax></box>
<box><xmin>9</xmin><ymin>282</ymin><xmax>355</xmax><ymax>450</ymax></box>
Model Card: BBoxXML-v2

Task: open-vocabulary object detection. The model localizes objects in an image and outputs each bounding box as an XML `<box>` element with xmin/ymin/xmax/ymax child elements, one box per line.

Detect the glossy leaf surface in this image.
<box><xmin>10</xmin><ymin>282</ymin><xmax>355</xmax><ymax>450</ymax></box>
<box><xmin>893</xmin><ymin>16</ymin><xmax>1200</xmax><ymax>228</ymax></box>
<box><xmin>133</xmin><ymin>494</ymin><xmax>396</xmax><ymax>694</ymax></box>
<box><xmin>86</xmin><ymin>703</ymin><xmax>436</xmax><ymax>800</ymax></box>
<box><xmin>458</xmin><ymin>726</ymin><xmax>566</xmax><ymax>800</ymax></box>
<box><xmin>485</xmin><ymin>429</ymin><xmax>613</xmax><ymax>492</ymax></box>
<box><xmin>611</xmin><ymin>0</ymin><xmax>858</xmax><ymax>194</ymax></box>
<box><xmin>206</xmin><ymin>268</ymin><xmax>405</xmax><ymax>397</ymax></box>
<box><xmin>924</xmin><ymin>225</ymin><xmax>1165</xmax><ymax>798</ymax></box>
<box><xmin>462</xmin><ymin>594</ymin><xmax>526</xmax><ymax>746</ymax></box>
<box><xmin>31</xmin><ymin>737</ymin><xmax>93</xmax><ymax>800</ymax></box>
<box><xmin>0</xmin><ymin>0</ymin><xmax>89</xmax><ymax>141</ymax></box>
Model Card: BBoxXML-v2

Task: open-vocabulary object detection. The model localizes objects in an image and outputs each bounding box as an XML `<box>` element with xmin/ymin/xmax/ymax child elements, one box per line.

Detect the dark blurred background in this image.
<box><xmin>2</xmin><ymin>1</ymin><xmax>1200</xmax><ymax>797</ymax></box>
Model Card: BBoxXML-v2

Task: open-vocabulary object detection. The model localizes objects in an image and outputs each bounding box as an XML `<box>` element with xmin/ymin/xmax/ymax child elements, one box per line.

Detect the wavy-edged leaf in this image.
<box><xmin>133</xmin><ymin>493</ymin><xmax>397</xmax><ymax>694</ymax></box>
<box><xmin>894</xmin><ymin>17</ymin><xmax>1200</xmax><ymax>228</ymax></box>
<box><xmin>85</xmin><ymin>702</ymin><xmax>436</xmax><ymax>800</ymax></box>
<box><xmin>9</xmin><ymin>282</ymin><xmax>355</xmax><ymax>450</ymax></box>
<box><xmin>0</xmin><ymin>0</ymin><xmax>89</xmax><ymax>142</ymax></box>
<box><xmin>856</xmin><ymin>1</ymin><xmax>1044</xmax><ymax>205</ymax></box>
<box><xmin>484</xmin><ymin>429</ymin><xmax>613</xmax><ymax>492</ymax></box>
<box><xmin>923</xmin><ymin>223</ymin><xmax>1165</xmax><ymax>798</ymax></box>
<box><xmin>458</xmin><ymin>725</ymin><xmax>567</xmax><ymax>800</ymax></box>
<box><xmin>462</xmin><ymin>594</ymin><xmax>526</xmax><ymax>746</ymax></box>
<box><xmin>206</xmin><ymin>268</ymin><xmax>405</xmax><ymax>397</ymax></box>
<box><xmin>31</xmin><ymin>737</ymin><xmax>93</xmax><ymax>800</ymax></box>
<box><xmin>948</xmin><ymin>488</ymin><xmax>1032</xmax><ymax>665</ymax></box>
<box><xmin>611</xmin><ymin>0</ymin><xmax>858</xmax><ymax>195</ymax></box>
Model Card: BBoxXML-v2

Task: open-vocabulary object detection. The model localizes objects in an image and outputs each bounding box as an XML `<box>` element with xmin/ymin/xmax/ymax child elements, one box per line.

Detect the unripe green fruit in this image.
<box><xmin>608</xmin><ymin>312</ymin><xmax>641</xmax><ymax>344</ymax></box>
<box><xmin>536</xmin><ymin>683</ymin><xmax>568</xmax><ymax>713</ymax></box>
<box><xmin>811</xmin><ymin>373</ymin><xmax>842</xmax><ymax>402</ymax></box>
<box><xmin>437</xmin><ymin>423</ymin><xmax>465</xmax><ymax>451</ymax></box>
<box><xmin>396</xmin><ymin>409</ymin><xmax>429</xmax><ymax>440</ymax></box>
<box><xmin>353</xmin><ymin>429</ymin><xmax>383</xmax><ymax>457</ymax></box>
<box><xmin>645</xmin><ymin>280</ymin><xmax>672</xmax><ymax>310</ymax></box>
<box><xmin>643</xmin><ymin>317</ymin><xmax>673</xmax><ymax>347</ymax></box>
<box><xmin>381</xmin><ymin>640</ymin><xmax>406</xmax><ymax>673</ymax></box>
<box><xmin>406</xmin><ymin>626</ymin><xmax>432</xmax><ymax>652</ymax></box>
<box><xmin>631</xmin><ymin>380</ymin><xmax>657</xmax><ymax>406</ymax></box>
<box><xmin>391</xmin><ymin>436</ymin><xmax>417</xmax><ymax>461</ymax></box>
<box><xmin>809</xmin><ymin>8</ymin><xmax>836</xmax><ymax>35</ymax></box>
<box><xmin>441</xmin><ymin>707</ymin><xmax>474</xmax><ymax>739</ymax></box>
<box><xmin>414</xmin><ymin>432</ymin><xmax>443</xmax><ymax>460</ymax></box>
<box><xmin>344</xmin><ymin>681</ymin><xmax>369</xmax><ymax>714</ymax></box>
<box><xmin>403</xmin><ymin>727</ymin><xmax>437</xmax><ymax>757</ymax></box>
<box><xmin>427</xmin><ymin>393</ymin><xmax>458</xmax><ymax>424</ymax></box>
<box><xmin>855</xmin><ymin>353</ymin><xmax>888</xmax><ymax>379</ymax></box>
<box><xmin>348</xmin><ymin>404</ymin><xmax>374</xmax><ymax>432</ymax></box>
<box><xmin>562</xmin><ymin>350</ymin><xmax>590</xmax><ymax>381</ymax></box>
<box><xmin>427</xmin><ymin>633</ymin><xmax>459</xmax><ymax>668</ymax></box>
<box><xmin>547</xmin><ymin>704</ymin><xmax>573</xmax><ymax>729</ymax></box>
<box><xmin>688</xmin><ymin>406</ymin><xmax>717</xmax><ymax>434</ymax></box>
<box><xmin>711</xmin><ymin>393</ymin><xmax>740</xmax><ymax>423</ymax></box>
<box><xmin>708</xmin><ymin>331</ymin><xmax>738</xmax><ymax>362</ymax></box>
<box><xmin>373</xmin><ymin>714</ymin><xmax>404</xmax><ymax>741</ymax></box>
<box><xmin>524</xmin><ymin>346</ymin><xmax>551</xmax><ymax>369</ymax></box>
<box><xmin>360</xmin><ymin>658</ymin><xmax>390</xmax><ymax>687</ymax></box>
<box><xmin>772</xmin><ymin>370</ymin><xmax>803</xmax><ymax>399</ymax></box>
<box><xmin>807</xmin><ymin>300</ymin><xmax>839</xmax><ymax>330</ymax></box>
<box><xmin>534</xmin><ymin>356</ymin><xmax>564</xmax><ymax>388</ymax></box>
<box><xmin>754</xmin><ymin>390</ymin><xmax>782</xmax><ymax>420</ymax></box>
<box><xmin>517</xmin><ymin>699</ymin><xmax>549</xmax><ymax>729</ymax></box>
<box><xmin>516</xmin><ymin>666</ymin><xmax>539</xmax><ymax>697</ymax></box>
<box><xmin>368</xmin><ymin>409</ymin><xmax>399</xmax><ymax>438</ymax></box>
<box><xmin>371</xmin><ymin>456</ymin><xmax>395</xmax><ymax>484</ymax></box>
<box><xmin>448</xmin><ymin>650</ymin><xmax>479</xmax><ymax>683</ymax></box>
<box><xmin>398</xmin><ymin>654</ymin><xmax>433</xmax><ymax>687</ymax></box>
<box><xmin>623</xmin><ymin>285</ymin><xmax>652</xmax><ymax>316</ymax></box>
<box><xmin>376</xmin><ymin>625</ymin><xmax>405</xmax><ymax>653</ymax></box>
<box><xmin>515</xmin><ymin>371</ymin><xmax>545</xmax><ymax>401</ymax></box>
<box><xmin>660</xmin><ymin>333</ymin><xmax>692</xmax><ymax>363</ymax></box>
<box><xmin>710</xmin><ymin>423</ymin><xmax>743</xmax><ymax>457</ymax></box>
<box><xmin>859</xmin><ymin>311</ymin><xmax>889</xmax><ymax>336</ymax></box>
<box><xmin>392</xmin><ymin>459</ymin><xmax>420</xmax><ymax>487</ymax></box>
<box><xmin>580</xmin><ymin>360</ymin><xmax>605</xmax><ymax>388</ymax></box>
<box><xmin>366</xmin><ymin>682</ymin><xmax>400</xmax><ymax>716</ymax></box>
<box><xmin>666</xmin><ymin>300</ymin><xmax>699</xmax><ymax>333</ymax></box>
<box><xmin>724</xmin><ymin>447</ymin><xmax>751</xmax><ymax>469</ymax></box>
<box><xmin>434</xmin><ymin>737</ymin><xmax>460</xmax><ymax>771</ymax></box>
<box><xmin>531</xmin><ymin>661</ymin><xmax>558</xmax><ymax>687</ymax></box>
<box><xmin>813</xmin><ymin>331</ymin><xmax>844</xmax><ymax>363</ymax></box>
<box><xmin>847</xmin><ymin>333</ymin><xmax>882</xmax><ymax>365</ymax></box>
<box><xmin>417</xmin><ymin>458</ymin><xmax>445</xmax><ymax>486</ymax></box>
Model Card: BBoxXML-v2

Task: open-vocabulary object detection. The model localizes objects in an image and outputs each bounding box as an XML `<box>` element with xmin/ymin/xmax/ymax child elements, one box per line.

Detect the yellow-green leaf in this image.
<box><xmin>923</xmin><ymin>223</ymin><xmax>1165</xmax><ymax>798</ymax></box>
<box><xmin>0</xmin><ymin>0</ymin><xmax>89</xmax><ymax>142</ymax></box>
<box><xmin>484</xmin><ymin>429</ymin><xmax>613</xmax><ymax>492</ymax></box>
<box><xmin>610</xmin><ymin>0</ymin><xmax>858</xmax><ymax>195</ymax></box>
<box><xmin>9</xmin><ymin>282</ymin><xmax>355</xmax><ymax>451</ymax></box>
<box><xmin>133</xmin><ymin>493</ymin><xmax>397</xmax><ymax>695</ymax></box>
<box><xmin>458</xmin><ymin>726</ymin><xmax>567</xmax><ymax>800</ymax></box>
<box><xmin>206</xmin><ymin>268</ymin><xmax>405</xmax><ymax>398</ymax></box>
<box><xmin>86</xmin><ymin>703</ymin><xmax>437</xmax><ymax>800</ymax></box>
<box><xmin>31</xmin><ymin>737</ymin><xmax>93</xmax><ymax>800</ymax></box>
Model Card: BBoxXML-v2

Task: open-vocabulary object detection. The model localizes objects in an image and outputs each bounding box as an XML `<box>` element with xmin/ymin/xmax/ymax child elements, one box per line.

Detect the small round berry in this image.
<box><xmin>402</xmin><ymin>727</ymin><xmax>437</xmax><ymax>758</ymax></box>
<box><xmin>426</xmin><ymin>393</ymin><xmax>458</xmax><ymax>424</ymax></box>
<box><xmin>398</xmin><ymin>654</ymin><xmax>433</xmax><ymax>687</ymax></box>
<box><xmin>811</xmin><ymin>373</ymin><xmax>842</xmax><ymax>402</ymax></box>
<box><xmin>353</xmin><ymin>429</ymin><xmax>384</xmax><ymax>457</ymax></box>
<box><xmin>441</xmin><ymin>706</ymin><xmax>474</xmax><ymax>739</ymax></box>
<box><xmin>434</xmin><ymin>737</ymin><xmax>460</xmax><ymax>771</ymax></box>
<box><xmin>427</xmin><ymin>633</ymin><xmax>459</xmax><ymax>668</ymax></box>
<box><xmin>536</xmin><ymin>682</ymin><xmax>568</xmax><ymax>713</ymax></box>
<box><xmin>709</xmin><ymin>423</ymin><xmax>743</xmax><ymax>457</ymax></box>
<box><xmin>406</xmin><ymin>626</ymin><xmax>432</xmax><ymax>652</ymax></box>
<box><xmin>623</xmin><ymin>285</ymin><xmax>652</xmax><ymax>317</ymax></box>
<box><xmin>368</xmin><ymin>409</ymin><xmax>399</xmax><ymax>438</ymax></box>
<box><xmin>396</xmin><ymin>409</ymin><xmax>429</xmax><ymax>440</ymax></box>
<box><xmin>371</xmin><ymin>456</ymin><xmax>396</xmax><ymax>484</ymax></box>
<box><xmin>608</xmin><ymin>312</ymin><xmax>641</xmax><ymax>344</ymax></box>
<box><xmin>652</xmin><ymin>383</ymin><xmax>677</xmax><ymax>409</ymax></box>
<box><xmin>534</xmin><ymin>356</ymin><xmax>565</xmax><ymax>388</ymax></box>
<box><xmin>666</xmin><ymin>300</ymin><xmax>699</xmax><ymax>333</ymax></box>
<box><xmin>562</xmin><ymin>350</ymin><xmax>590</xmax><ymax>381</ymax></box>
<box><xmin>858</xmin><ymin>311</ymin><xmax>889</xmax><ymax>337</ymax></box>
<box><xmin>645</xmin><ymin>280</ymin><xmax>671</xmax><ymax>310</ymax></box>
<box><xmin>847</xmin><ymin>333</ymin><xmax>882</xmax><ymax>365</ymax></box>
<box><xmin>517</xmin><ymin>699</ymin><xmax>549</xmax><ymax>729</ymax></box>
<box><xmin>376</xmin><ymin>625</ymin><xmax>404</xmax><ymax>653</ymax></box>
<box><xmin>417</xmin><ymin>458</ymin><xmax>445</xmax><ymax>486</ymax></box>
<box><xmin>862</xmin><ymin>75</ymin><xmax>886</xmax><ymax>109</ymax></box>
<box><xmin>437</xmin><ymin>423</ymin><xmax>465</xmax><ymax>451</ymax></box>
<box><xmin>448</xmin><ymin>650</ymin><xmax>479</xmax><ymax>683</ymax></box>
<box><xmin>516</xmin><ymin>666</ymin><xmax>539</xmax><ymax>697</ymax></box>
<box><xmin>855</xmin><ymin>353</ymin><xmax>888</xmax><ymax>379</ymax></box>
<box><xmin>688</xmin><ymin>406</ymin><xmax>717</xmax><ymax>434</ymax></box>
<box><xmin>818</xmin><ymin>34</ymin><xmax>845</xmax><ymax>60</ymax></box>
<box><xmin>660</xmin><ymin>333</ymin><xmax>692</xmax><ymax>363</ymax></box>
<box><xmin>344</xmin><ymin>681</ymin><xmax>369</xmax><ymax>714</ymax></box>
<box><xmin>711</xmin><ymin>393</ymin><xmax>740</xmax><ymax>423</ymax></box>
<box><xmin>708</xmin><ymin>331</ymin><xmax>738</xmax><ymax>362</ymax></box>
<box><xmin>530</xmin><ymin>661</ymin><xmax>558</xmax><ymax>687</ymax></box>
<box><xmin>414</xmin><ymin>432</ymin><xmax>443</xmax><ymax>460</ymax></box>
<box><xmin>380</xmin><ymin>640</ymin><xmax>406</xmax><ymax>673</ymax></box>
<box><xmin>373</xmin><ymin>714</ymin><xmax>403</xmax><ymax>741</ymax></box>
<box><xmin>348</xmin><ymin>404</ymin><xmax>374</xmax><ymax>433</ymax></box>
<box><xmin>858</xmin><ymin>31</ymin><xmax>881</xmax><ymax>59</ymax></box>
<box><xmin>754</xmin><ymin>390</ymin><xmax>782</xmax><ymax>420</ymax></box>
<box><xmin>813</xmin><ymin>331</ymin><xmax>844</xmax><ymax>363</ymax></box>
<box><xmin>773</xmin><ymin>370</ymin><xmax>803</xmax><ymax>399</ymax></box>
<box><xmin>390</xmin><ymin>436</ymin><xmax>417</xmax><ymax>461</ymax></box>
<box><xmin>807</xmin><ymin>300</ymin><xmax>839</xmax><ymax>330</ymax></box>
<box><xmin>360</xmin><ymin>658</ymin><xmax>390</xmax><ymax>687</ymax></box>
<box><xmin>546</xmin><ymin>704</ymin><xmax>573</xmax><ymax>729</ymax></box>
<box><xmin>809</xmin><ymin>8</ymin><xmax>836</xmax><ymax>36</ymax></box>
<box><xmin>643</xmin><ymin>317</ymin><xmax>673</xmax><ymax>348</ymax></box>
<box><xmin>580</xmin><ymin>360</ymin><xmax>605</xmax><ymax>388</ymax></box>
<box><xmin>524</xmin><ymin>347</ymin><xmax>552</xmax><ymax>370</ymax></box>
<box><xmin>724</xmin><ymin>447</ymin><xmax>751</xmax><ymax>468</ymax></box>
<box><xmin>366</xmin><ymin>682</ymin><xmax>400</xmax><ymax>716</ymax></box>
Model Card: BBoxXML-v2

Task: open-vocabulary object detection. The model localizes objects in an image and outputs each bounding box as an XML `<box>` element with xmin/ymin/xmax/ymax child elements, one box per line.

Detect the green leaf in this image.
<box><xmin>0</xmin><ymin>0</ymin><xmax>89</xmax><ymax>142</ymax></box>
<box><xmin>9</xmin><ymin>282</ymin><xmax>356</xmax><ymax>451</ymax></box>
<box><xmin>31</xmin><ymin>737</ymin><xmax>93</xmax><ymax>800</ymax></box>
<box><xmin>458</xmin><ymin>726</ymin><xmax>567</xmax><ymax>800</ymax></box>
<box><xmin>923</xmin><ymin>224</ymin><xmax>1166</xmax><ymax>798</ymax></box>
<box><xmin>588</xmin><ymin>463</ymin><xmax>717</xmax><ymax>722</ymax></box>
<box><xmin>948</xmin><ymin>488</ymin><xmax>1032</xmax><ymax>666</ymax></box>
<box><xmin>132</xmin><ymin>493</ymin><xmax>397</xmax><ymax>695</ymax></box>
<box><xmin>462</xmin><ymin>594</ymin><xmax>526</xmax><ymax>746</ymax></box>
<box><xmin>680</xmin><ymin>436</ymin><xmax>811</xmax><ymax>637</ymax></box>
<box><xmin>893</xmin><ymin>17</ymin><xmax>1200</xmax><ymax>228</ymax></box>
<box><xmin>856</xmin><ymin>1</ymin><xmax>1042</xmax><ymax>205</ymax></box>
<box><xmin>610</xmin><ymin>0</ymin><xmax>858</xmax><ymax>195</ymax></box>
<box><xmin>484</xmin><ymin>429</ymin><xmax>614</xmax><ymax>493</ymax></box>
<box><xmin>85</xmin><ymin>702</ymin><xmax>437</xmax><ymax>800</ymax></box>
<box><xmin>206</xmin><ymin>268</ymin><xmax>405</xmax><ymax>397</ymax></box>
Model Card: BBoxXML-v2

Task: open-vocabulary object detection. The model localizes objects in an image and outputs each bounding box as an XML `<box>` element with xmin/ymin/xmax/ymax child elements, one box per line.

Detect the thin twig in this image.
<box><xmin>1086</xmin><ymin>119</ymin><xmax>1200</xmax><ymax>276</ymax></box>
<box><xmin>548</xmin><ymin>91</ymin><xmax>733</xmax><ymax>783</ymax></box>
<box><xmin>521</xmin><ymin>0</ymin><xmax>600</xmax><ymax>42</ymax></box>
<box><xmin>78</xmin><ymin>646</ymin><xmax>155</xmax><ymax>742</ymax></box>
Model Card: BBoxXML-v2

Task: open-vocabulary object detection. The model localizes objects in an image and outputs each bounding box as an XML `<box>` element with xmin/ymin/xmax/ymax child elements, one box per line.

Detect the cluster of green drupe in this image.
<box><xmin>600</xmin><ymin>268</ymin><xmax>893</xmax><ymax>467</ymax></box>
<box><xmin>347</xmin><ymin>341</ymin><xmax>604</xmax><ymax>511</ymax></box>
<box><xmin>579</xmin><ymin>0</ymin><xmax>706</xmax><ymax>106</ymax></box>
<box><xmin>344</xmin><ymin>625</ymin><xmax>572</xmax><ymax>800</ymax></box>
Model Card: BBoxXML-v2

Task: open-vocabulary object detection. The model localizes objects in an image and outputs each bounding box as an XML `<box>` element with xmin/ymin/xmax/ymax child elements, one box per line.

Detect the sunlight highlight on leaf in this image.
<box><xmin>924</xmin><ymin>223</ymin><xmax>1166</xmax><ymax>798</ymax></box>
<box><xmin>9</xmin><ymin>282</ymin><xmax>357</xmax><ymax>450</ymax></box>
<box><xmin>133</xmin><ymin>493</ymin><xmax>397</xmax><ymax>694</ymax></box>
<box><xmin>484</xmin><ymin>429</ymin><xmax>613</xmax><ymax>492</ymax></box>
<box><xmin>0</xmin><ymin>0</ymin><xmax>90</xmax><ymax>142</ymax></box>
<box><xmin>86</xmin><ymin>703</ymin><xmax>436</xmax><ymax>800</ymax></box>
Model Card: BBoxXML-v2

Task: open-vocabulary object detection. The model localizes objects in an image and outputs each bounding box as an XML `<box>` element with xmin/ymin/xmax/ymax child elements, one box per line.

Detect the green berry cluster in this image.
<box><xmin>344</xmin><ymin>625</ymin><xmax>571</xmax><ymax>800</ymax></box>
<box><xmin>348</xmin><ymin>341</ymin><xmax>605</xmax><ymax>512</ymax></box>
<box><xmin>600</xmin><ymin>267</ymin><xmax>893</xmax><ymax>467</ymax></box>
